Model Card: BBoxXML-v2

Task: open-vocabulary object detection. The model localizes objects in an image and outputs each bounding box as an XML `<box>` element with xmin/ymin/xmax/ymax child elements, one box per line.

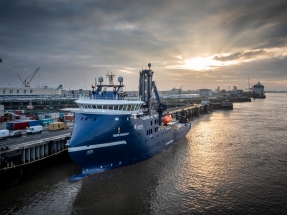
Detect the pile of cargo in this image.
<box><xmin>0</xmin><ymin>109</ymin><xmax>73</xmax><ymax>124</ymax></box>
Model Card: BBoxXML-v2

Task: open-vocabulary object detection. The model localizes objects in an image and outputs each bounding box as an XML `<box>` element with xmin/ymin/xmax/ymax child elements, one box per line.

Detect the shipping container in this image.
<box><xmin>12</xmin><ymin>121</ymin><xmax>29</xmax><ymax>130</ymax></box>
<box><xmin>28</xmin><ymin>120</ymin><xmax>41</xmax><ymax>127</ymax></box>
<box><xmin>6</xmin><ymin>121</ymin><xmax>29</xmax><ymax>130</ymax></box>
<box><xmin>48</xmin><ymin>122</ymin><xmax>68</xmax><ymax>131</ymax></box>
<box><xmin>64</xmin><ymin>115</ymin><xmax>74</xmax><ymax>121</ymax></box>
<box><xmin>6</xmin><ymin>122</ymin><xmax>13</xmax><ymax>130</ymax></box>
<box><xmin>14</xmin><ymin>119</ymin><xmax>40</xmax><ymax>127</ymax></box>
<box><xmin>14</xmin><ymin>110</ymin><xmax>22</xmax><ymax>115</ymax></box>
<box><xmin>40</xmin><ymin>118</ymin><xmax>54</xmax><ymax>126</ymax></box>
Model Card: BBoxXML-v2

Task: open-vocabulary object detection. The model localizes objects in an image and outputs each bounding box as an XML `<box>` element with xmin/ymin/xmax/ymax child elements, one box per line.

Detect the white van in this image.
<box><xmin>0</xmin><ymin>129</ymin><xmax>9</xmax><ymax>140</ymax></box>
<box><xmin>26</xmin><ymin>125</ymin><xmax>43</xmax><ymax>134</ymax></box>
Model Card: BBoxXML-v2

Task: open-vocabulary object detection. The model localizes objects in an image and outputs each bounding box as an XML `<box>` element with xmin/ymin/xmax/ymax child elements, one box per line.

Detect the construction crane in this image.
<box><xmin>17</xmin><ymin>68</ymin><xmax>39</xmax><ymax>87</ymax></box>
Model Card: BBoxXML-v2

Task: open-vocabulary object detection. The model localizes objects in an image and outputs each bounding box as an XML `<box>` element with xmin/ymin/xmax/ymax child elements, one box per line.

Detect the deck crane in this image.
<box><xmin>17</xmin><ymin>68</ymin><xmax>39</xmax><ymax>87</ymax></box>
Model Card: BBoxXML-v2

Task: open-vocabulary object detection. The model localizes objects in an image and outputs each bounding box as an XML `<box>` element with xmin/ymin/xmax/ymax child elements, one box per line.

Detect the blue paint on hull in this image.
<box><xmin>68</xmin><ymin>112</ymin><xmax>191</xmax><ymax>182</ymax></box>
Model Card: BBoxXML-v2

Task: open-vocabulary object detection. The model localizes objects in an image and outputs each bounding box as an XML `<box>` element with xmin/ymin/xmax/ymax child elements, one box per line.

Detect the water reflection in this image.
<box><xmin>0</xmin><ymin>163</ymin><xmax>82</xmax><ymax>215</ymax></box>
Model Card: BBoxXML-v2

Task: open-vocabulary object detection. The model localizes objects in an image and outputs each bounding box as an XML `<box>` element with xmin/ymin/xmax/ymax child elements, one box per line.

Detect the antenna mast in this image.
<box><xmin>106</xmin><ymin>71</ymin><xmax>115</xmax><ymax>85</ymax></box>
<box><xmin>248</xmin><ymin>74</ymin><xmax>250</xmax><ymax>92</ymax></box>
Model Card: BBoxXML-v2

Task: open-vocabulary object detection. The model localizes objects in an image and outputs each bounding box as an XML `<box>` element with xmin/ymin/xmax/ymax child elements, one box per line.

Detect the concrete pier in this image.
<box><xmin>0</xmin><ymin>134</ymin><xmax>71</xmax><ymax>187</ymax></box>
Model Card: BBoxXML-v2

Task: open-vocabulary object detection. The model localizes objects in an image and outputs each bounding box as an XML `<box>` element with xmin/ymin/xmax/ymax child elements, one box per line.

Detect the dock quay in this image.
<box><xmin>0</xmin><ymin>117</ymin><xmax>73</xmax><ymax>188</ymax></box>
<box><xmin>0</xmin><ymin>96</ymin><xmax>249</xmax><ymax>110</ymax></box>
<box><xmin>0</xmin><ymin>98</ymin><xmax>234</xmax><ymax>188</ymax></box>
<box><xmin>0</xmin><ymin>130</ymin><xmax>71</xmax><ymax>188</ymax></box>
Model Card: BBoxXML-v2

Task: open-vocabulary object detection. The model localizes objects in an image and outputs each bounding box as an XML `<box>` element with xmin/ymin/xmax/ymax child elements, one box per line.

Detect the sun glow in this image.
<box><xmin>184</xmin><ymin>57</ymin><xmax>223</xmax><ymax>71</ymax></box>
<box><xmin>168</xmin><ymin>55</ymin><xmax>229</xmax><ymax>71</ymax></box>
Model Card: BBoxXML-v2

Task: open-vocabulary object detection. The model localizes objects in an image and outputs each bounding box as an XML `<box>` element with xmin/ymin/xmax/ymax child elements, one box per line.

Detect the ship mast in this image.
<box><xmin>248</xmin><ymin>74</ymin><xmax>251</xmax><ymax>93</ymax></box>
<box><xmin>106</xmin><ymin>71</ymin><xmax>115</xmax><ymax>86</ymax></box>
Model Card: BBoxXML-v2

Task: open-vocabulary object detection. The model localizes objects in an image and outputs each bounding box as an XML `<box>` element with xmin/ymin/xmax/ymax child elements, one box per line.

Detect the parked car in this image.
<box><xmin>9</xmin><ymin>130</ymin><xmax>23</xmax><ymax>137</ymax></box>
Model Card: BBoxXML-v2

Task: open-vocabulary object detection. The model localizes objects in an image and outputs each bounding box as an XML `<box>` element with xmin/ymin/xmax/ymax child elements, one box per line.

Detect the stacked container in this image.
<box><xmin>6</xmin><ymin>120</ymin><xmax>41</xmax><ymax>130</ymax></box>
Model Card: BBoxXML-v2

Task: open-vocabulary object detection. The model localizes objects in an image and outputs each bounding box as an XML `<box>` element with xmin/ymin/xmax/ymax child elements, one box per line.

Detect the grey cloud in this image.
<box><xmin>213</xmin><ymin>50</ymin><xmax>268</xmax><ymax>61</ymax></box>
<box><xmin>255</xmin><ymin>37</ymin><xmax>287</xmax><ymax>49</ymax></box>
<box><xmin>1</xmin><ymin>0</ymin><xmax>287</xmax><ymax>90</ymax></box>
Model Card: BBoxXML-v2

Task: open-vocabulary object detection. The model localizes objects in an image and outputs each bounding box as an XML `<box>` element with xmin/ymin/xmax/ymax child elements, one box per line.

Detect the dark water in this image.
<box><xmin>1</xmin><ymin>93</ymin><xmax>287</xmax><ymax>215</ymax></box>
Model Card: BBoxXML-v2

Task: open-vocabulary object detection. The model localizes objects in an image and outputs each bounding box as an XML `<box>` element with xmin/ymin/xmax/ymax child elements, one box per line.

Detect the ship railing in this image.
<box><xmin>79</xmin><ymin>95</ymin><xmax>141</xmax><ymax>101</ymax></box>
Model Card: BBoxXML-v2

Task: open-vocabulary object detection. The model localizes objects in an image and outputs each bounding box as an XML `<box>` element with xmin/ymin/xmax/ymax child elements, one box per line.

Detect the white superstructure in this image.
<box><xmin>75</xmin><ymin>96</ymin><xmax>144</xmax><ymax>115</ymax></box>
<box><xmin>253</xmin><ymin>82</ymin><xmax>264</xmax><ymax>94</ymax></box>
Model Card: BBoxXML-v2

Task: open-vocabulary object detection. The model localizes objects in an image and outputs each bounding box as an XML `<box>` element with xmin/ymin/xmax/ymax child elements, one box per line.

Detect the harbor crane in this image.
<box><xmin>17</xmin><ymin>68</ymin><xmax>39</xmax><ymax>87</ymax></box>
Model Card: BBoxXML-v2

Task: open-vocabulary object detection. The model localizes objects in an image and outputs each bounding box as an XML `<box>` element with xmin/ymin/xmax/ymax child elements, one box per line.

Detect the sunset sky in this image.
<box><xmin>1</xmin><ymin>0</ymin><xmax>287</xmax><ymax>91</ymax></box>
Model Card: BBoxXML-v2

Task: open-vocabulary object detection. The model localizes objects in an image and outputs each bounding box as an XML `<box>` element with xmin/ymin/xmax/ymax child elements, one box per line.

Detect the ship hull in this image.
<box><xmin>68</xmin><ymin>112</ymin><xmax>191</xmax><ymax>182</ymax></box>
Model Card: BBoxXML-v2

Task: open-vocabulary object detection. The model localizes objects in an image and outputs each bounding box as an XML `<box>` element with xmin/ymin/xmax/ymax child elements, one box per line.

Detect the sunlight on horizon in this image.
<box><xmin>184</xmin><ymin>57</ymin><xmax>223</xmax><ymax>71</ymax></box>
<box><xmin>167</xmin><ymin>47</ymin><xmax>287</xmax><ymax>72</ymax></box>
<box><xmin>168</xmin><ymin>55</ymin><xmax>236</xmax><ymax>71</ymax></box>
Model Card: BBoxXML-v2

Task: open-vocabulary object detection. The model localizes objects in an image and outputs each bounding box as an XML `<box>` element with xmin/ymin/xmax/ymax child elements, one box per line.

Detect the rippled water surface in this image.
<box><xmin>1</xmin><ymin>93</ymin><xmax>287</xmax><ymax>215</ymax></box>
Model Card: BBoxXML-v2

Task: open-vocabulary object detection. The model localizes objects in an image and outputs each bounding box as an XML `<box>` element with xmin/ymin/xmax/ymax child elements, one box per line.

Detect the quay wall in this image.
<box><xmin>0</xmin><ymin>134</ymin><xmax>71</xmax><ymax>188</ymax></box>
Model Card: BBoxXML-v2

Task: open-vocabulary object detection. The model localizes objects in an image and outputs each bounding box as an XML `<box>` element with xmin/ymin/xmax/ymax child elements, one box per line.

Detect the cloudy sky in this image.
<box><xmin>1</xmin><ymin>0</ymin><xmax>287</xmax><ymax>91</ymax></box>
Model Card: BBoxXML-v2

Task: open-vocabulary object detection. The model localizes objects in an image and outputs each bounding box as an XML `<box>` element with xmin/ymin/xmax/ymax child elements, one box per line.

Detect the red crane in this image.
<box><xmin>17</xmin><ymin>68</ymin><xmax>40</xmax><ymax>87</ymax></box>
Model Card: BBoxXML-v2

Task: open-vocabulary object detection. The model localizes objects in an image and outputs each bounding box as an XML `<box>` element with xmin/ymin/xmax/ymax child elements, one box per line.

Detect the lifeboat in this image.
<box><xmin>162</xmin><ymin>113</ymin><xmax>172</xmax><ymax>124</ymax></box>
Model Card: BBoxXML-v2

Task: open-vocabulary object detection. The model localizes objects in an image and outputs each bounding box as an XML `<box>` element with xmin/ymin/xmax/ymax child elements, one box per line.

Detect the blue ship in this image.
<box><xmin>68</xmin><ymin>64</ymin><xmax>192</xmax><ymax>182</ymax></box>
